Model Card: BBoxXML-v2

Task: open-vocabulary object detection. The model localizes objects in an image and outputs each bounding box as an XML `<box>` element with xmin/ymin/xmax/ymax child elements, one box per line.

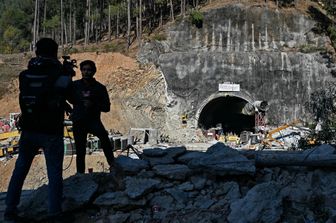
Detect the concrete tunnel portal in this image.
<box><xmin>197</xmin><ymin>96</ymin><xmax>255</xmax><ymax>134</ymax></box>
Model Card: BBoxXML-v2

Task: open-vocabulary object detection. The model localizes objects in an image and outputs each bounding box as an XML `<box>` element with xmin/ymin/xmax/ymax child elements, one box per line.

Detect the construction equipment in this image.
<box><xmin>225</xmin><ymin>133</ymin><xmax>240</xmax><ymax>147</ymax></box>
<box><xmin>0</xmin><ymin>130</ymin><xmax>20</xmax><ymax>141</ymax></box>
<box><xmin>0</xmin><ymin>119</ymin><xmax>75</xmax><ymax>158</ymax></box>
<box><xmin>0</xmin><ymin>132</ymin><xmax>20</xmax><ymax>158</ymax></box>
<box><xmin>64</xmin><ymin>120</ymin><xmax>74</xmax><ymax>139</ymax></box>
<box><xmin>0</xmin><ymin>142</ymin><xmax>19</xmax><ymax>157</ymax></box>
<box><xmin>181</xmin><ymin>114</ymin><xmax>188</xmax><ymax>127</ymax></box>
<box><xmin>261</xmin><ymin>119</ymin><xmax>302</xmax><ymax>148</ymax></box>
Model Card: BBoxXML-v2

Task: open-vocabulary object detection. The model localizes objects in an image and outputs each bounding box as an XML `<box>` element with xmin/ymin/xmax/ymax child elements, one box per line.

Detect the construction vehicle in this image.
<box><xmin>181</xmin><ymin>114</ymin><xmax>188</xmax><ymax>127</ymax></box>
<box><xmin>238</xmin><ymin>120</ymin><xmax>304</xmax><ymax>150</ymax></box>
<box><xmin>0</xmin><ymin>140</ymin><xmax>19</xmax><ymax>158</ymax></box>
<box><xmin>0</xmin><ymin>113</ymin><xmax>21</xmax><ymax>158</ymax></box>
<box><xmin>0</xmin><ymin>130</ymin><xmax>20</xmax><ymax>141</ymax></box>
<box><xmin>0</xmin><ymin>131</ymin><xmax>20</xmax><ymax>158</ymax></box>
<box><xmin>0</xmin><ymin>118</ymin><xmax>75</xmax><ymax>158</ymax></box>
<box><xmin>259</xmin><ymin>119</ymin><xmax>302</xmax><ymax>149</ymax></box>
<box><xmin>64</xmin><ymin>119</ymin><xmax>74</xmax><ymax>139</ymax></box>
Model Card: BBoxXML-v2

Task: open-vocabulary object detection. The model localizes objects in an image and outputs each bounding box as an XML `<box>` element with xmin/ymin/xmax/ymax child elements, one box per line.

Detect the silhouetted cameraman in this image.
<box><xmin>4</xmin><ymin>38</ymin><xmax>73</xmax><ymax>222</ymax></box>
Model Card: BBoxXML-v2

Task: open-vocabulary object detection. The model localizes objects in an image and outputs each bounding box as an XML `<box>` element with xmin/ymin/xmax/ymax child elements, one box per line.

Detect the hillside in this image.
<box><xmin>0</xmin><ymin>50</ymin><xmax>165</xmax><ymax>135</ymax></box>
<box><xmin>0</xmin><ymin>0</ymin><xmax>334</xmax><ymax>134</ymax></box>
<box><xmin>1</xmin><ymin>1</ymin><xmax>336</xmax><ymax>222</ymax></box>
<box><xmin>0</xmin><ymin>0</ymin><xmax>335</xmax><ymax>144</ymax></box>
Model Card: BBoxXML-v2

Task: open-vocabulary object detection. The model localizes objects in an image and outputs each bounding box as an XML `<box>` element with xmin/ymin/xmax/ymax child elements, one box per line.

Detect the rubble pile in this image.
<box><xmin>20</xmin><ymin>143</ymin><xmax>336</xmax><ymax>223</ymax></box>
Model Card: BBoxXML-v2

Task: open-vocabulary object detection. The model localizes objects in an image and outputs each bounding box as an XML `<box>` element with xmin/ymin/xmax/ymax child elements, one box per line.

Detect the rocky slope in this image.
<box><xmin>0</xmin><ymin>0</ymin><xmax>335</xmax><ymax>142</ymax></box>
<box><xmin>8</xmin><ymin>143</ymin><xmax>336</xmax><ymax>223</ymax></box>
<box><xmin>139</xmin><ymin>0</ymin><xmax>336</xmax><ymax>142</ymax></box>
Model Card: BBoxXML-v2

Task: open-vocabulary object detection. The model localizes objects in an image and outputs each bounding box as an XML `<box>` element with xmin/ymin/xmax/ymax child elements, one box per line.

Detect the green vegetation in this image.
<box><xmin>190</xmin><ymin>10</ymin><xmax>204</xmax><ymax>28</ymax></box>
<box><xmin>0</xmin><ymin>0</ymin><xmax>208</xmax><ymax>54</ymax></box>
<box><xmin>327</xmin><ymin>25</ymin><xmax>336</xmax><ymax>48</ymax></box>
<box><xmin>102</xmin><ymin>43</ymin><xmax>118</xmax><ymax>52</ymax></box>
<box><xmin>321</xmin><ymin>0</ymin><xmax>336</xmax><ymax>17</ymax></box>
<box><xmin>316</xmin><ymin>0</ymin><xmax>336</xmax><ymax>48</ymax></box>
<box><xmin>305</xmin><ymin>82</ymin><xmax>336</xmax><ymax>144</ymax></box>
<box><xmin>299</xmin><ymin>44</ymin><xmax>325</xmax><ymax>53</ymax></box>
<box><xmin>63</xmin><ymin>47</ymin><xmax>79</xmax><ymax>55</ymax></box>
<box><xmin>150</xmin><ymin>33</ymin><xmax>167</xmax><ymax>41</ymax></box>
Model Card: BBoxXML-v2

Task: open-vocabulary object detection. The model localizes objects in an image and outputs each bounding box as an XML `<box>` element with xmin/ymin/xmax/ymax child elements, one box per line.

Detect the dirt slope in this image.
<box><xmin>0</xmin><ymin>52</ymin><xmax>148</xmax><ymax>131</ymax></box>
<box><xmin>0</xmin><ymin>51</ymin><xmax>162</xmax><ymax>192</ymax></box>
<box><xmin>0</xmin><ymin>153</ymin><xmax>111</xmax><ymax>192</ymax></box>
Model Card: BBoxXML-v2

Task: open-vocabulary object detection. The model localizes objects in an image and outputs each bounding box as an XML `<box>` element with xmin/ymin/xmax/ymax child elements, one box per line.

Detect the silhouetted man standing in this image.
<box><xmin>4</xmin><ymin>38</ymin><xmax>72</xmax><ymax>222</ymax></box>
<box><xmin>69</xmin><ymin>60</ymin><xmax>115</xmax><ymax>173</ymax></box>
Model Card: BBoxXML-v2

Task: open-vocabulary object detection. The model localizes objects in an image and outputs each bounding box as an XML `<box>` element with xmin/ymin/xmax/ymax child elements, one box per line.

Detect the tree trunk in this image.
<box><xmin>180</xmin><ymin>0</ymin><xmax>185</xmax><ymax>17</ymax></box>
<box><xmin>43</xmin><ymin>0</ymin><xmax>46</xmax><ymax>36</ymax></box>
<box><xmin>90</xmin><ymin>4</ymin><xmax>94</xmax><ymax>42</ymax></box>
<box><xmin>69</xmin><ymin>1</ymin><xmax>72</xmax><ymax>44</ymax></box>
<box><xmin>116</xmin><ymin>8</ymin><xmax>119</xmax><ymax>39</ymax></box>
<box><xmin>136</xmin><ymin>0</ymin><xmax>138</xmax><ymax>41</ymax></box>
<box><xmin>95</xmin><ymin>7</ymin><xmax>98</xmax><ymax>43</ymax></box>
<box><xmin>170</xmin><ymin>0</ymin><xmax>174</xmax><ymax>22</ymax></box>
<box><xmin>61</xmin><ymin>0</ymin><xmax>64</xmax><ymax>51</ymax></box>
<box><xmin>127</xmin><ymin>0</ymin><xmax>131</xmax><ymax>48</ymax></box>
<box><xmin>160</xmin><ymin>8</ymin><xmax>162</xmax><ymax>27</ymax></box>
<box><xmin>85</xmin><ymin>0</ymin><xmax>90</xmax><ymax>45</ymax></box>
<box><xmin>36</xmin><ymin>1</ymin><xmax>40</xmax><ymax>40</ymax></box>
<box><xmin>73</xmin><ymin>9</ymin><xmax>76</xmax><ymax>45</ymax></box>
<box><xmin>64</xmin><ymin>22</ymin><xmax>68</xmax><ymax>45</ymax></box>
<box><xmin>95</xmin><ymin>8</ymin><xmax>98</xmax><ymax>43</ymax></box>
<box><xmin>139</xmin><ymin>0</ymin><xmax>142</xmax><ymax>48</ymax></box>
<box><xmin>136</xmin><ymin>17</ymin><xmax>139</xmax><ymax>45</ymax></box>
<box><xmin>108</xmin><ymin>5</ymin><xmax>111</xmax><ymax>41</ymax></box>
<box><xmin>33</xmin><ymin>0</ymin><xmax>38</xmax><ymax>49</ymax></box>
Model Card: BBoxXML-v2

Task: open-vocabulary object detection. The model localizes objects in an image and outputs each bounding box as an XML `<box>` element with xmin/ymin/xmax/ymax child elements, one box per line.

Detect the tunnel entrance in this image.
<box><xmin>198</xmin><ymin>96</ymin><xmax>255</xmax><ymax>134</ymax></box>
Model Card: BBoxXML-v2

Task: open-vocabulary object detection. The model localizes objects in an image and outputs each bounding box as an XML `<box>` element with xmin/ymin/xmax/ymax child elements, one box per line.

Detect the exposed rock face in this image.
<box><xmin>18</xmin><ymin>143</ymin><xmax>336</xmax><ymax>223</ymax></box>
<box><xmin>139</xmin><ymin>3</ymin><xmax>335</xmax><ymax>142</ymax></box>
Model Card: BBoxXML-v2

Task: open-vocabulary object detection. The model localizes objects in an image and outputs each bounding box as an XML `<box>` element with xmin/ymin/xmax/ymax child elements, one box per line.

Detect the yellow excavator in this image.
<box><xmin>0</xmin><ymin>130</ymin><xmax>20</xmax><ymax>157</ymax></box>
<box><xmin>261</xmin><ymin>119</ymin><xmax>302</xmax><ymax>147</ymax></box>
<box><xmin>0</xmin><ymin>130</ymin><xmax>20</xmax><ymax>141</ymax></box>
<box><xmin>0</xmin><ymin>119</ymin><xmax>74</xmax><ymax>158</ymax></box>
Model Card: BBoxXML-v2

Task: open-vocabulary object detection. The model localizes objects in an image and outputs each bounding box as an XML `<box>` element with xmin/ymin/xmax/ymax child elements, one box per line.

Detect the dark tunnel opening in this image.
<box><xmin>198</xmin><ymin>96</ymin><xmax>255</xmax><ymax>134</ymax></box>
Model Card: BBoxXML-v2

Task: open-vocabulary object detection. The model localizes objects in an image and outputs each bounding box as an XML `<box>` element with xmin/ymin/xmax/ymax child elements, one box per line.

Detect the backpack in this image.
<box><xmin>20</xmin><ymin>56</ymin><xmax>74</xmax><ymax>114</ymax></box>
<box><xmin>18</xmin><ymin>57</ymin><xmax>72</xmax><ymax>133</ymax></box>
<box><xmin>19</xmin><ymin>68</ymin><xmax>61</xmax><ymax>116</ymax></box>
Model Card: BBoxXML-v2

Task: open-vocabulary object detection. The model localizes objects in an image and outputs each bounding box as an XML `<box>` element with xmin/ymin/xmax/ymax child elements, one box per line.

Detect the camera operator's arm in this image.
<box><xmin>63</xmin><ymin>77</ymin><xmax>74</xmax><ymax>116</ymax></box>
<box><xmin>64</xmin><ymin>101</ymin><xmax>73</xmax><ymax>116</ymax></box>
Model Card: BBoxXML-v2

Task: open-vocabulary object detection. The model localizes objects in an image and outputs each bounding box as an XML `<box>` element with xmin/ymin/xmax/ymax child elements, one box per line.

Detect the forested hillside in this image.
<box><xmin>0</xmin><ymin>0</ymin><xmax>205</xmax><ymax>54</ymax></box>
<box><xmin>0</xmin><ymin>0</ymin><xmax>334</xmax><ymax>54</ymax></box>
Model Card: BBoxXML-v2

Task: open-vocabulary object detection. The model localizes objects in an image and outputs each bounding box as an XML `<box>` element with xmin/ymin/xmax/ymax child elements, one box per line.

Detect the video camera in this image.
<box><xmin>62</xmin><ymin>55</ymin><xmax>77</xmax><ymax>77</ymax></box>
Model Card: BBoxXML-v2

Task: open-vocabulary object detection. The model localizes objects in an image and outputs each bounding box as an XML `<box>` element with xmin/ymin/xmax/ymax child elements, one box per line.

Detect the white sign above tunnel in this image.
<box><xmin>218</xmin><ymin>83</ymin><xmax>240</xmax><ymax>92</ymax></box>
